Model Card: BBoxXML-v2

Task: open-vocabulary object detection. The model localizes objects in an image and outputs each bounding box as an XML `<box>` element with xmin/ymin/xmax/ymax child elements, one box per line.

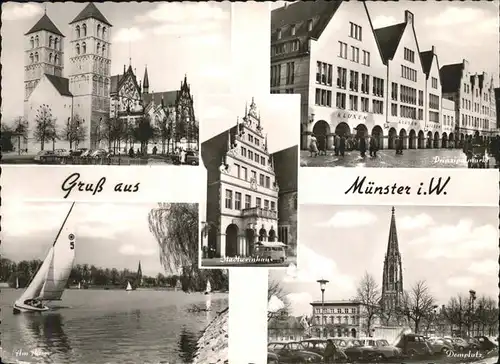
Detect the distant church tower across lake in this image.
<box><xmin>381</xmin><ymin>207</ymin><xmax>404</xmax><ymax>312</ymax></box>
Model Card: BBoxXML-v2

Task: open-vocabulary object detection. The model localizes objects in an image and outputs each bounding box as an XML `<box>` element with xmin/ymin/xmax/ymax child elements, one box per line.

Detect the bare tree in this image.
<box><xmin>33</xmin><ymin>104</ymin><xmax>57</xmax><ymax>151</ymax></box>
<box><xmin>268</xmin><ymin>278</ymin><xmax>291</xmax><ymax>321</ymax></box>
<box><xmin>156</xmin><ymin>108</ymin><xmax>174</xmax><ymax>155</ymax></box>
<box><xmin>474</xmin><ymin>296</ymin><xmax>499</xmax><ymax>336</ymax></box>
<box><xmin>8</xmin><ymin>117</ymin><xmax>29</xmax><ymax>154</ymax></box>
<box><xmin>355</xmin><ymin>272</ymin><xmax>380</xmax><ymax>336</ymax></box>
<box><xmin>61</xmin><ymin>114</ymin><xmax>86</xmax><ymax>150</ymax></box>
<box><xmin>443</xmin><ymin>295</ymin><xmax>467</xmax><ymax>337</ymax></box>
<box><xmin>399</xmin><ymin>280</ymin><xmax>436</xmax><ymax>334</ymax></box>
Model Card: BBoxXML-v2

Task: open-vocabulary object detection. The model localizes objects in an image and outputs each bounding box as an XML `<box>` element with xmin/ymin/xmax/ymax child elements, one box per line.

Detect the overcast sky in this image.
<box><xmin>200</xmin><ymin>93</ymin><xmax>300</xmax><ymax>154</ymax></box>
<box><xmin>0</xmin><ymin>201</ymin><xmax>171</xmax><ymax>277</ymax></box>
<box><xmin>272</xmin><ymin>1</ymin><xmax>499</xmax><ymax>85</ymax></box>
<box><xmin>270</xmin><ymin>205</ymin><xmax>499</xmax><ymax>317</ymax></box>
<box><xmin>1</xmin><ymin>2</ymin><xmax>231</xmax><ymax>122</ymax></box>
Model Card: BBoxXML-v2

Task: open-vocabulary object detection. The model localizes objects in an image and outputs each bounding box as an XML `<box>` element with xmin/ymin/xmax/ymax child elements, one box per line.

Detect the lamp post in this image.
<box><xmin>317</xmin><ymin>279</ymin><xmax>329</xmax><ymax>338</ymax></box>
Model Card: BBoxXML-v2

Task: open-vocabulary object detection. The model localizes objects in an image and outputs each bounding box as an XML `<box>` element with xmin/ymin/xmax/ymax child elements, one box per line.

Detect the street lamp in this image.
<box><xmin>317</xmin><ymin>279</ymin><xmax>329</xmax><ymax>338</ymax></box>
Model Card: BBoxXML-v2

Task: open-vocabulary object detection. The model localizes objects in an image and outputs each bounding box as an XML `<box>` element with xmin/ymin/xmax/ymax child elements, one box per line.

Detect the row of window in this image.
<box><xmin>240</xmin><ymin>146</ymin><xmax>267</xmax><ymax>167</ymax></box>
<box><xmin>461</xmin><ymin>114</ymin><xmax>492</xmax><ymax>130</ymax></box>
<box><xmin>270</xmin><ymin>88</ymin><xmax>294</xmax><ymax>94</ymax></box>
<box><xmin>391</xmin><ymin>104</ymin><xmax>423</xmax><ymax>120</ymax></box>
<box><xmin>431</xmin><ymin>77</ymin><xmax>438</xmax><ymax>89</ymax></box>
<box><xmin>271</xmin><ymin>39</ymin><xmax>300</xmax><ymax>56</ymax></box>
<box><xmin>75</xmin><ymin>23</ymin><xmax>107</xmax><ymax>40</ymax></box>
<box><xmin>233</xmin><ymin>162</ymin><xmax>272</xmax><ymax>187</ymax></box>
<box><xmin>315</xmin><ymin>88</ymin><xmax>383</xmax><ymax>114</ymax></box>
<box><xmin>401</xmin><ymin>65</ymin><xmax>417</xmax><ymax>82</ymax></box>
<box><xmin>338</xmin><ymin>42</ymin><xmax>371</xmax><ymax>66</ymax></box>
<box><xmin>28</xmin><ymin>52</ymin><xmax>61</xmax><ymax>66</ymax></box>
<box><xmin>315</xmin><ymin>316</ymin><xmax>360</xmax><ymax>325</ymax></box>
<box><xmin>271</xmin><ymin>63</ymin><xmax>295</xmax><ymax>87</ymax></box>
<box><xmin>224</xmin><ymin>190</ymin><xmax>276</xmax><ymax>211</ymax></box>
<box><xmin>461</xmin><ymin>98</ymin><xmax>493</xmax><ymax>116</ymax></box>
<box><xmin>443</xmin><ymin>114</ymin><xmax>454</xmax><ymax>126</ymax></box>
<box><xmin>429</xmin><ymin>94</ymin><xmax>440</xmax><ymax>110</ymax></box>
<box><xmin>403</xmin><ymin>47</ymin><xmax>415</xmax><ymax>63</ymax></box>
<box><xmin>315</xmin><ymin>307</ymin><xmax>359</xmax><ymax>314</ymax></box>
<box><xmin>276</xmin><ymin>19</ymin><xmax>313</xmax><ymax>40</ymax></box>
<box><xmin>75</xmin><ymin>42</ymin><xmax>107</xmax><ymax>57</ymax></box>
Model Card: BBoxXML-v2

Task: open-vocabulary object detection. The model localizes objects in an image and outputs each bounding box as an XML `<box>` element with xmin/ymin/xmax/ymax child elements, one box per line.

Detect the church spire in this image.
<box><xmin>143</xmin><ymin>65</ymin><xmax>149</xmax><ymax>94</ymax></box>
<box><xmin>387</xmin><ymin>206</ymin><xmax>399</xmax><ymax>255</ymax></box>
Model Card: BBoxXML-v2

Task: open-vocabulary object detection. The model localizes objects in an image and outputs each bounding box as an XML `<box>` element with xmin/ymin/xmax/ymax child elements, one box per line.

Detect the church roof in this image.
<box><xmin>45</xmin><ymin>74</ymin><xmax>72</xmax><ymax>96</ymax></box>
<box><xmin>70</xmin><ymin>3</ymin><xmax>112</xmax><ymax>26</ymax></box>
<box><xmin>142</xmin><ymin>91</ymin><xmax>178</xmax><ymax>108</ymax></box>
<box><xmin>25</xmin><ymin>14</ymin><xmax>64</xmax><ymax>37</ymax></box>
<box><xmin>373</xmin><ymin>23</ymin><xmax>406</xmax><ymax>64</ymax></box>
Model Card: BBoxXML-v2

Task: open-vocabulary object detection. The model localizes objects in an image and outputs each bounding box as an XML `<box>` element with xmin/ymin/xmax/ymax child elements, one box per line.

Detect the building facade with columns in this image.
<box><xmin>202</xmin><ymin>99</ymin><xmax>280</xmax><ymax>258</ymax></box>
<box><xmin>310</xmin><ymin>300</ymin><xmax>366</xmax><ymax>338</ymax></box>
<box><xmin>270</xmin><ymin>0</ymin><xmax>497</xmax><ymax>152</ymax></box>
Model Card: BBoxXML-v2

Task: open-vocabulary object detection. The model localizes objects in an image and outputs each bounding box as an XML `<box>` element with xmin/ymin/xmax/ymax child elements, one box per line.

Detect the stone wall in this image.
<box><xmin>192</xmin><ymin>307</ymin><xmax>229</xmax><ymax>364</ymax></box>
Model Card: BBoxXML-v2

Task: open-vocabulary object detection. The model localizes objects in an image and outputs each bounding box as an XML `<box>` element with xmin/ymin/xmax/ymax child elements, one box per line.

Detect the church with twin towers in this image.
<box><xmin>23</xmin><ymin>2</ymin><xmax>197</xmax><ymax>153</ymax></box>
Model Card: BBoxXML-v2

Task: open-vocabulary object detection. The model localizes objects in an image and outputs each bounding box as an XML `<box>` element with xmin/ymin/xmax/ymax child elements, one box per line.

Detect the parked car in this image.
<box><xmin>54</xmin><ymin>148</ymin><xmax>70</xmax><ymax>157</ymax></box>
<box><xmin>395</xmin><ymin>334</ymin><xmax>433</xmax><ymax>358</ymax></box>
<box><xmin>474</xmin><ymin>336</ymin><xmax>497</xmax><ymax>351</ymax></box>
<box><xmin>427</xmin><ymin>337</ymin><xmax>454</xmax><ymax>355</ymax></box>
<box><xmin>268</xmin><ymin>341</ymin><xmax>323</xmax><ymax>363</ymax></box>
<box><xmin>34</xmin><ymin>150</ymin><xmax>55</xmax><ymax>162</ymax></box>
<box><xmin>358</xmin><ymin>338</ymin><xmax>402</xmax><ymax>360</ymax></box>
<box><xmin>466</xmin><ymin>338</ymin><xmax>481</xmax><ymax>350</ymax></box>
<box><xmin>450</xmin><ymin>337</ymin><xmax>471</xmax><ymax>351</ymax></box>
<box><xmin>90</xmin><ymin>149</ymin><xmax>109</xmax><ymax>158</ymax></box>
<box><xmin>185</xmin><ymin>150</ymin><xmax>199</xmax><ymax>165</ymax></box>
<box><xmin>70</xmin><ymin>148</ymin><xmax>88</xmax><ymax>157</ymax></box>
<box><xmin>300</xmin><ymin>339</ymin><xmax>349</xmax><ymax>361</ymax></box>
<box><xmin>332</xmin><ymin>338</ymin><xmax>376</xmax><ymax>362</ymax></box>
<box><xmin>267</xmin><ymin>351</ymin><xmax>280</xmax><ymax>364</ymax></box>
<box><xmin>487</xmin><ymin>336</ymin><xmax>499</xmax><ymax>346</ymax></box>
<box><xmin>80</xmin><ymin>149</ymin><xmax>92</xmax><ymax>158</ymax></box>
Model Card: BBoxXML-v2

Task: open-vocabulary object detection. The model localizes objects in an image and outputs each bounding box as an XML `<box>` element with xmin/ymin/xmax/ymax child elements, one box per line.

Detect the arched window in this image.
<box><xmin>34</xmin><ymin>52</ymin><xmax>39</xmax><ymax>62</ymax></box>
<box><xmin>102</xmin><ymin>44</ymin><xmax>106</xmax><ymax>57</ymax></box>
<box><xmin>82</xmin><ymin>42</ymin><xmax>86</xmax><ymax>54</ymax></box>
<box><xmin>30</xmin><ymin>53</ymin><xmax>34</xmax><ymax>64</ymax></box>
<box><xmin>76</xmin><ymin>25</ymin><xmax>80</xmax><ymax>38</ymax></box>
<box><xmin>49</xmin><ymin>53</ymin><xmax>53</xmax><ymax>63</ymax></box>
<box><xmin>49</xmin><ymin>36</ymin><xmax>53</xmax><ymax>48</ymax></box>
<box><xmin>76</xmin><ymin>43</ymin><xmax>80</xmax><ymax>55</ymax></box>
<box><xmin>82</xmin><ymin>23</ymin><xmax>87</xmax><ymax>36</ymax></box>
<box><xmin>97</xmin><ymin>24</ymin><xmax>101</xmax><ymax>38</ymax></box>
<box><xmin>35</xmin><ymin>35</ymin><xmax>39</xmax><ymax>47</ymax></box>
<box><xmin>54</xmin><ymin>38</ymin><xmax>59</xmax><ymax>50</ymax></box>
<box><xmin>96</xmin><ymin>42</ymin><xmax>100</xmax><ymax>54</ymax></box>
<box><xmin>30</xmin><ymin>37</ymin><xmax>34</xmax><ymax>49</ymax></box>
<box><xmin>102</xmin><ymin>27</ymin><xmax>106</xmax><ymax>39</ymax></box>
<box><xmin>54</xmin><ymin>54</ymin><xmax>59</xmax><ymax>65</ymax></box>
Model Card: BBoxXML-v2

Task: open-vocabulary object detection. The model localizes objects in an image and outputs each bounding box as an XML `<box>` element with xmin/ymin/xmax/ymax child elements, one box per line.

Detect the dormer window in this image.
<box><xmin>307</xmin><ymin>19</ymin><xmax>313</xmax><ymax>31</ymax></box>
<box><xmin>291</xmin><ymin>24</ymin><xmax>296</xmax><ymax>36</ymax></box>
<box><xmin>277</xmin><ymin>28</ymin><xmax>282</xmax><ymax>40</ymax></box>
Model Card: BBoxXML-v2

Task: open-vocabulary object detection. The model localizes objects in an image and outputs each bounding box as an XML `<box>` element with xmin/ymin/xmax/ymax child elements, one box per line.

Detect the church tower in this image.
<box><xmin>136</xmin><ymin>261</ymin><xmax>143</xmax><ymax>287</ymax></box>
<box><xmin>381</xmin><ymin>207</ymin><xmax>404</xmax><ymax>312</ymax></box>
<box><xmin>143</xmin><ymin>66</ymin><xmax>149</xmax><ymax>94</ymax></box>
<box><xmin>24</xmin><ymin>11</ymin><xmax>65</xmax><ymax>101</ymax></box>
<box><xmin>68</xmin><ymin>3</ymin><xmax>112</xmax><ymax>149</ymax></box>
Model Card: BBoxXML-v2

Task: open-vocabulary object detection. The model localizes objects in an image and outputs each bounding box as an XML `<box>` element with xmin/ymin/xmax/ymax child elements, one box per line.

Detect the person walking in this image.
<box><xmin>323</xmin><ymin>339</ymin><xmax>337</xmax><ymax>363</ymax></box>
<box><xmin>309</xmin><ymin>135</ymin><xmax>319</xmax><ymax>157</ymax></box>
<box><xmin>339</xmin><ymin>135</ymin><xmax>346</xmax><ymax>157</ymax></box>
<box><xmin>359</xmin><ymin>135</ymin><xmax>367</xmax><ymax>158</ymax></box>
<box><xmin>369</xmin><ymin>135</ymin><xmax>378</xmax><ymax>157</ymax></box>
<box><xmin>334</xmin><ymin>134</ymin><xmax>340</xmax><ymax>156</ymax></box>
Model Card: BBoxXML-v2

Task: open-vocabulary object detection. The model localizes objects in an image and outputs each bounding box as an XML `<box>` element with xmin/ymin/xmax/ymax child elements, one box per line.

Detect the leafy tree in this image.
<box><xmin>0</xmin><ymin>123</ymin><xmax>14</xmax><ymax>152</ymax></box>
<box><xmin>61</xmin><ymin>114</ymin><xmax>86</xmax><ymax>150</ymax></box>
<box><xmin>33</xmin><ymin>104</ymin><xmax>57</xmax><ymax>151</ymax></box>
<box><xmin>133</xmin><ymin>115</ymin><xmax>155</xmax><ymax>155</ymax></box>
<box><xmin>8</xmin><ymin>117</ymin><xmax>29</xmax><ymax>154</ymax></box>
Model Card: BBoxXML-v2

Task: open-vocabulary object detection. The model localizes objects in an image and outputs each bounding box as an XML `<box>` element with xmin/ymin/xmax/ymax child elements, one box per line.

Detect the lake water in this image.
<box><xmin>1</xmin><ymin>288</ymin><xmax>228</xmax><ymax>364</ymax></box>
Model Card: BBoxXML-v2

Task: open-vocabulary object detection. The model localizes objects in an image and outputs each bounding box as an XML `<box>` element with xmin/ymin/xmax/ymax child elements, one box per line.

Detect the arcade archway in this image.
<box><xmin>441</xmin><ymin>133</ymin><xmax>448</xmax><ymax>148</ymax></box>
<box><xmin>268</xmin><ymin>228</ymin><xmax>276</xmax><ymax>242</ymax></box>
<box><xmin>418</xmin><ymin>130</ymin><xmax>425</xmax><ymax>149</ymax></box>
<box><xmin>355</xmin><ymin>123</ymin><xmax>368</xmax><ymax>139</ymax></box>
<box><xmin>335</xmin><ymin>122</ymin><xmax>350</xmax><ymax>138</ymax></box>
<box><xmin>388</xmin><ymin>128</ymin><xmax>397</xmax><ymax>149</ymax></box>
<box><xmin>225</xmin><ymin>224</ymin><xmax>238</xmax><ymax>257</ymax></box>
<box><xmin>433</xmin><ymin>131</ymin><xmax>440</xmax><ymax>148</ymax></box>
<box><xmin>427</xmin><ymin>131</ymin><xmax>433</xmax><ymax>148</ymax></box>
<box><xmin>409</xmin><ymin>129</ymin><xmax>417</xmax><ymax>149</ymax></box>
<box><xmin>371</xmin><ymin>125</ymin><xmax>384</xmax><ymax>149</ymax></box>
<box><xmin>449</xmin><ymin>133</ymin><xmax>455</xmax><ymax>148</ymax></box>
<box><xmin>245</xmin><ymin>228</ymin><xmax>255</xmax><ymax>256</ymax></box>
<box><xmin>312</xmin><ymin>120</ymin><xmax>330</xmax><ymax>152</ymax></box>
<box><xmin>399</xmin><ymin>128</ymin><xmax>408</xmax><ymax>149</ymax></box>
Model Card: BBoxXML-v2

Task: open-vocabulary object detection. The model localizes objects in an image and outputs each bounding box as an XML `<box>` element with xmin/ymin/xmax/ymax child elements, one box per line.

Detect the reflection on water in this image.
<box><xmin>2</xmin><ymin>289</ymin><xmax>228</xmax><ymax>364</ymax></box>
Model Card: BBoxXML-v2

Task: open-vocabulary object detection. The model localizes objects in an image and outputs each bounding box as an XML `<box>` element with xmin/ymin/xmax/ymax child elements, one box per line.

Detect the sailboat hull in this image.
<box><xmin>13</xmin><ymin>302</ymin><xmax>49</xmax><ymax>314</ymax></box>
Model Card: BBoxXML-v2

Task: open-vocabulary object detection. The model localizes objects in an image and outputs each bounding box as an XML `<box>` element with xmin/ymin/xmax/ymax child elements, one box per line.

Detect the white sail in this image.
<box><xmin>15</xmin><ymin>247</ymin><xmax>55</xmax><ymax>306</ymax></box>
<box><xmin>126</xmin><ymin>281</ymin><xmax>132</xmax><ymax>291</ymax></box>
<box><xmin>16</xmin><ymin>277</ymin><xmax>19</xmax><ymax>289</ymax></box>
<box><xmin>39</xmin><ymin>222</ymin><xmax>76</xmax><ymax>301</ymax></box>
<box><xmin>78</xmin><ymin>282</ymin><xmax>81</xmax><ymax>289</ymax></box>
<box><xmin>15</xmin><ymin>202</ymin><xmax>75</xmax><ymax>307</ymax></box>
<box><xmin>206</xmin><ymin>280</ymin><xmax>211</xmax><ymax>293</ymax></box>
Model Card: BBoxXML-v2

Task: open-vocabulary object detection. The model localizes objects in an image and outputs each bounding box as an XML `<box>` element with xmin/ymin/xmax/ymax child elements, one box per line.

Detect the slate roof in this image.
<box><xmin>45</xmin><ymin>74</ymin><xmax>72</xmax><ymax>96</ymax></box>
<box><xmin>271</xmin><ymin>0</ymin><xmax>342</xmax><ymax>41</ymax></box>
<box><xmin>110</xmin><ymin>74</ymin><xmax>124</xmax><ymax>95</ymax></box>
<box><xmin>70</xmin><ymin>3</ymin><xmax>112</xmax><ymax>26</ymax></box>
<box><xmin>25</xmin><ymin>14</ymin><xmax>64</xmax><ymax>37</ymax></box>
<box><xmin>373</xmin><ymin>23</ymin><xmax>406</xmax><ymax>64</ymax></box>
<box><xmin>478</xmin><ymin>74</ymin><xmax>484</xmax><ymax>90</ymax></box>
<box><xmin>142</xmin><ymin>91</ymin><xmax>178</xmax><ymax>108</ymax></box>
<box><xmin>439</xmin><ymin>63</ymin><xmax>464</xmax><ymax>93</ymax></box>
<box><xmin>419</xmin><ymin>50</ymin><xmax>433</xmax><ymax>76</ymax></box>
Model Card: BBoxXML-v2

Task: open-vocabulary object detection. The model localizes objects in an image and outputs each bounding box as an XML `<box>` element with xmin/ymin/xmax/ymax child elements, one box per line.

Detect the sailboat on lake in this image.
<box><xmin>15</xmin><ymin>276</ymin><xmax>19</xmax><ymax>289</ymax></box>
<box><xmin>204</xmin><ymin>280</ymin><xmax>211</xmax><ymax>295</ymax></box>
<box><xmin>13</xmin><ymin>202</ymin><xmax>76</xmax><ymax>314</ymax></box>
<box><xmin>126</xmin><ymin>281</ymin><xmax>133</xmax><ymax>291</ymax></box>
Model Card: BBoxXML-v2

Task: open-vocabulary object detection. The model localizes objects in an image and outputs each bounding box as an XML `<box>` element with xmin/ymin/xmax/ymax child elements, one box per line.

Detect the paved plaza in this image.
<box><xmin>300</xmin><ymin>149</ymin><xmax>496</xmax><ymax>168</ymax></box>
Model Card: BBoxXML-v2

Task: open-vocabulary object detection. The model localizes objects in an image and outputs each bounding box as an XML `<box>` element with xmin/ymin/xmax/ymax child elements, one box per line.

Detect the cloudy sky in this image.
<box><xmin>0</xmin><ymin>201</ymin><xmax>173</xmax><ymax>277</ymax></box>
<box><xmin>272</xmin><ymin>1</ymin><xmax>498</xmax><ymax>83</ymax></box>
<box><xmin>200</xmin><ymin>93</ymin><xmax>300</xmax><ymax>154</ymax></box>
<box><xmin>270</xmin><ymin>205</ymin><xmax>498</xmax><ymax>317</ymax></box>
<box><xmin>1</xmin><ymin>2</ymin><xmax>231</xmax><ymax>122</ymax></box>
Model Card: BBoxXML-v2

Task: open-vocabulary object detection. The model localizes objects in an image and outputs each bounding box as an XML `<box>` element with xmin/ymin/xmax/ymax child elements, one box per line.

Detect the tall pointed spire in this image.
<box><xmin>387</xmin><ymin>206</ymin><xmax>399</xmax><ymax>254</ymax></box>
<box><xmin>143</xmin><ymin>65</ymin><xmax>149</xmax><ymax>94</ymax></box>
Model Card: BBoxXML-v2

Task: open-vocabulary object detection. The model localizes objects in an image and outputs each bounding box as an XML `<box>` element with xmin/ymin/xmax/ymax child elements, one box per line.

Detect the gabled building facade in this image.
<box><xmin>202</xmin><ymin>99</ymin><xmax>280</xmax><ymax>259</ymax></box>
<box><xmin>270</xmin><ymin>1</ymin><xmax>498</xmax><ymax>152</ymax></box>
